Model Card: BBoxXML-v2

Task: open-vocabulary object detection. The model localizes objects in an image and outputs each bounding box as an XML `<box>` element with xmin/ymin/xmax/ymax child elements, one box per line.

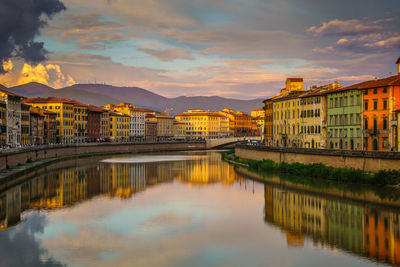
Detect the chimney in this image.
<box><xmin>397</xmin><ymin>57</ymin><xmax>400</xmax><ymax>75</ymax></box>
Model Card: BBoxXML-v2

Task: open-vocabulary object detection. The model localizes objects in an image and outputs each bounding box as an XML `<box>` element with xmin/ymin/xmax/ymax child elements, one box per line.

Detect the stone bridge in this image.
<box><xmin>206</xmin><ymin>137</ymin><xmax>260</xmax><ymax>149</ymax></box>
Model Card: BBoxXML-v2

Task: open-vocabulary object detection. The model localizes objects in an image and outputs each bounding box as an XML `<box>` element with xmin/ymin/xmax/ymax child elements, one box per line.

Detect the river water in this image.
<box><xmin>0</xmin><ymin>151</ymin><xmax>399</xmax><ymax>267</ymax></box>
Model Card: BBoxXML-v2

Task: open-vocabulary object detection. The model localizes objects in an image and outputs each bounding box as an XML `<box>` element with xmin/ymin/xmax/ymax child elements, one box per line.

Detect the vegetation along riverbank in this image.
<box><xmin>221</xmin><ymin>149</ymin><xmax>400</xmax><ymax>186</ymax></box>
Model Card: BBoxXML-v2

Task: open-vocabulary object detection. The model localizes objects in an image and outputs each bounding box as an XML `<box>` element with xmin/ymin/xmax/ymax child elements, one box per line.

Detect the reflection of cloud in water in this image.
<box><xmin>101</xmin><ymin>155</ymin><xmax>207</xmax><ymax>164</ymax></box>
<box><xmin>0</xmin><ymin>212</ymin><xmax>64</xmax><ymax>267</ymax></box>
<box><xmin>144</xmin><ymin>213</ymin><xmax>192</xmax><ymax>228</ymax></box>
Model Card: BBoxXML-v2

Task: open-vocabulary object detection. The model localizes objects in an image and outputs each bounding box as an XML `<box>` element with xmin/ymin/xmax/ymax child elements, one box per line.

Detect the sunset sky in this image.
<box><xmin>1</xmin><ymin>0</ymin><xmax>400</xmax><ymax>99</ymax></box>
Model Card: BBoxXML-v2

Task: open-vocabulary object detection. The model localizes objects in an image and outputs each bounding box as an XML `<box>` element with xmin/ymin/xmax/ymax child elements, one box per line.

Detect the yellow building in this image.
<box><xmin>23</xmin><ymin>97</ymin><xmax>75</xmax><ymax>144</ymax></box>
<box><xmin>21</xmin><ymin>103</ymin><xmax>30</xmax><ymax>145</ymax></box>
<box><xmin>70</xmin><ymin>100</ymin><xmax>88</xmax><ymax>143</ymax></box>
<box><xmin>155</xmin><ymin>114</ymin><xmax>174</xmax><ymax>140</ymax></box>
<box><xmin>272</xmin><ymin>92</ymin><xmax>303</xmax><ymax>147</ymax></box>
<box><xmin>251</xmin><ymin>108</ymin><xmax>265</xmax><ymax>118</ymax></box>
<box><xmin>109</xmin><ymin>112</ymin><xmax>130</xmax><ymax>142</ymax></box>
<box><xmin>175</xmin><ymin>109</ymin><xmax>229</xmax><ymax>139</ymax></box>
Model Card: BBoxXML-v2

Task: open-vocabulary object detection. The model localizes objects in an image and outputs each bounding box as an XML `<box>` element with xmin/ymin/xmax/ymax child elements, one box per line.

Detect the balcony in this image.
<box><xmin>365</xmin><ymin>129</ymin><xmax>389</xmax><ymax>135</ymax></box>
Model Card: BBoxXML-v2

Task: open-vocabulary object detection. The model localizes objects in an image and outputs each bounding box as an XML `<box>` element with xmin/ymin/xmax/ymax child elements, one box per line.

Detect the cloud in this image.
<box><xmin>0</xmin><ymin>0</ymin><xmax>66</xmax><ymax>73</ymax></box>
<box><xmin>45</xmin><ymin>13</ymin><xmax>132</xmax><ymax>50</ymax></box>
<box><xmin>307</xmin><ymin>19</ymin><xmax>382</xmax><ymax>36</ymax></box>
<box><xmin>138</xmin><ymin>48</ymin><xmax>195</xmax><ymax>62</ymax></box>
<box><xmin>0</xmin><ymin>59</ymin><xmax>75</xmax><ymax>88</ymax></box>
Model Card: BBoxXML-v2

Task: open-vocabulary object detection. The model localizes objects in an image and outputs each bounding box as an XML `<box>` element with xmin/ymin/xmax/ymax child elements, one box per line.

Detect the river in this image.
<box><xmin>0</xmin><ymin>151</ymin><xmax>399</xmax><ymax>266</ymax></box>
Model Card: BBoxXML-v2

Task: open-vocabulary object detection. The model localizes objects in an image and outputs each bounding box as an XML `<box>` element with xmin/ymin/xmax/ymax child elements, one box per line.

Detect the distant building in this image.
<box><xmin>104</xmin><ymin>103</ymin><xmax>145</xmax><ymax>142</ymax></box>
<box><xmin>250</xmin><ymin>108</ymin><xmax>265</xmax><ymax>118</ymax></box>
<box><xmin>173</xmin><ymin>120</ymin><xmax>185</xmax><ymax>138</ymax></box>
<box><xmin>0</xmin><ymin>89</ymin><xmax>23</xmax><ymax>146</ymax></box>
<box><xmin>29</xmin><ymin>107</ymin><xmax>44</xmax><ymax>145</ymax></box>
<box><xmin>155</xmin><ymin>114</ymin><xmax>174</xmax><ymax>141</ymax></box>
<box><xmin>43</xmin><ymin>110</ymin><xmax>57</xmax><ymax>144</ymax></box>
<box><xmin>24</xmin><ymin>98</ymin><xmax>75</xmax><ymax>144</ymax></box>
<box><xmin>218</xmin><ymin>108</ymin><xmax>252</xmax><ymax>137</ymax></box>
<box><xmin>70</xmin><ymin>100</ymin><xmax>88</xmax><ymax>143</ymax></box>
<box><xmin>109</xmin><ymin>112</ymin><xmax>130</xmax><ymax>142</ymax></box>
<box><xmin>145</xmin><ymin>114</ymin><xmax>157</xmax><ymax>142</ymax></box>
<box><xmin>87</xmin><ymin>105</ymin><xmax>103</xmax><ymax>142</ymax></box>
<box><xmin>21</xmin><ymin>103</ymin><xmax>30</xmax><ymax>145</ymax></box>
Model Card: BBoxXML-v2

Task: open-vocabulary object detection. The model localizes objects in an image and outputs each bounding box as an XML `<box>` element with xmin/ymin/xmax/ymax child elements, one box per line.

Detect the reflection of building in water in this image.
<box><xmin>364</xmin><ymin>209</ymin><xmax>398</xmax><ymax>264</ymax></box>
<box><xmin>99</xmin><ymin>162</ymin><xmax>146</xmax><ymax>199</ymax></box>
<box><xmin>263</xmin><ymin>183</ymin><xmax>400</xmax><ymax>265</ymax></box>
<box><xmin>176</xmin><ymin>154</ymin><xmax>236</xmax><ymax>185</ymax></box>
<box><xmin>263</xmin><ymin>184</ymin><xmax>327</xmax><ymax>247</ymax></box>
<box><xmin>326</xmin><ymin>201</ymin><xmax>364</xmax><ymax>255</ymax></box>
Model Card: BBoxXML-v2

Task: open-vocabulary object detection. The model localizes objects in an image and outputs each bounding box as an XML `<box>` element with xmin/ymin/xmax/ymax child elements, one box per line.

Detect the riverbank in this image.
<box><xmin>0</xmin><ymin>142</ymin><xmax>206</xmax><ymax>190</ymax></box>
<box><xmin>222</xmin><ymin>149</ymin><xmax>400</xmax><ymax>186</ymax></box>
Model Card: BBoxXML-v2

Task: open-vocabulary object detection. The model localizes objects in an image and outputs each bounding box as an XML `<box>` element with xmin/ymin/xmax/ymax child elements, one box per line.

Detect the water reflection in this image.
<box><xmin>1</xmin><ymin>152</ymin><xmax>400</xmax><ymax>266</ymax></box>
<box><xmin>264</xmin><ymin>183</ymin><xmax>400</xmax><ymax>265</ymax></box>
<box><xmin>0</xmin><ymin>152</ymin><xmax>236</xmax><ymax>230</ymax></box>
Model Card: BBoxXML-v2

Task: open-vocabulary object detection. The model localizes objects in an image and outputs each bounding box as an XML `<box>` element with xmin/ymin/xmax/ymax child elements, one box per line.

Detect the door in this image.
<box><xmin>373</xmin><ymin>138</ymin><xmax>379</xmax><ymax>151</ymax></box>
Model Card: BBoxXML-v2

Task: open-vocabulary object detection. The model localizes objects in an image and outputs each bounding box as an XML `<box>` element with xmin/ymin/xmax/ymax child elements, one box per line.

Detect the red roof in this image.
<box><xmin>287</xmin><ymin>78</ymin><xmax>303</xmax><ymax>82</ymax></box>
<box><xmin>88</xmin><ymin>105</ymin><xmax>106</xmax><ymax>112</ymax></box>
<box><xmin>339</xmin><ymin>75</ymin><xmax>400</xmax><ymax>91</ymax></box>
<box><xmin>23</xmin><ymin>97</ymin><xmax>76</xmax><ymax>104</ymax></box>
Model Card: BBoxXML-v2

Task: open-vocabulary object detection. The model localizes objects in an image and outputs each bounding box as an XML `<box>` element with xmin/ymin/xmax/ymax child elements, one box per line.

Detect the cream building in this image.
<box><xmin>299</xmin><ymin>89</ymin><xmax>328</xmax><ymax>149</ymax></box>
<box><xmin>0</xmin><ymin>89</ymin><xmax>23</xmax><ymax>146</ymax></box>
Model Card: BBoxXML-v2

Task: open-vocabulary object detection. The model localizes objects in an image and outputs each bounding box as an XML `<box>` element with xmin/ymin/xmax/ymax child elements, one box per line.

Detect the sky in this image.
<box><xmin>1</xmin><ymin>0</ymin><xmax>400</xmax><ymax>99</ymax></box>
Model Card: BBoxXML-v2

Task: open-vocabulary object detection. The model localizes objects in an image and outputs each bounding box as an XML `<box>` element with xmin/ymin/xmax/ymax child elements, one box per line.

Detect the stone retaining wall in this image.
<box><xmin>0</xmin><ymin>142</ymin><xmax>206</xmax><ymax>170</ymax></box>
<box><xmin>235</xmin><ymin>145</ymin><xmax>400</xmax><ymax>172</ymax></box>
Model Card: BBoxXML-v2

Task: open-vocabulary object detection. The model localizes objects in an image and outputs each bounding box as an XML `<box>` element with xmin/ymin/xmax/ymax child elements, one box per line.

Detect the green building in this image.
<box><xmin>326</xmin><ymin>88</ymin><xmax>363</xmax><ymax>150</ymax></box>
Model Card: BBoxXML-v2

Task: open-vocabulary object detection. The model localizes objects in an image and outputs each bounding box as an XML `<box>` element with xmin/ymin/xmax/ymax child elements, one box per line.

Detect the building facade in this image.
<box><xmin>145</xmin><ymin>114</ymin><xmax>157</xmax><ymax>142</ymax></box>
<box><xmin>326</xmin><ymin>88</ymin><xmax>363</xmax><ymax>150</ymax></box>
<box><xmin>0</xmin><ymin>100</ymin><xmax>6</xmax><ymax>146</ymax></box>
<box><xmin>273</xmin><ymin>93</ymin><xmax>302</xmax><ymax>147</ymax></box>
<box><xmin>43</xmin><ymin>110</ymin><xmax>57</xmax><ymax>144</ymax></box>
<box><xmin>87</xmin><ymin>105</ymin><xmax>102</xmax><ymax>142</ymax></box>
<box><xmin>1</xmin><ymin>90</ymin><xmax>22</xmax><ymax>146</ymax></box>
<box><xmin>24</xmin><ymin>98</ymin><xmax>75</xmax><ymax>144</ymax></box>
<box><xmin>100</xmin><ymin>109</ymin><xmax>109</xmax><ymax>141</ymax></box>
<box><xmin>299</xmin><ymin>90</ymin><xmax>327</xmax><ymax>149</ymax></box>
<box><xmin>71</xmin><ymin>101</ymin><xmax>88</xmax><ymax>143</ymax></box>
<box><xmin>173</xmin><ymin>120</ymin><xmax>185</xmax><ymax>139</ymax></box>
<box><xmin>175</xmin><ymin>110</ymin><xmax>228</xmax><ymax>139</ymax></box>
<box><xmin>109</xmin><ymin>112</ymin><xmax>130</xmax><ymax>142</ymax></box>
<box><xmin>219</xmin><ymin>108</ymin><xmax>252</xmax><ymax>137</ymax></box>
<box><xmin>29</xmin><ymin>107</ymin><xmax>44</xmax><ymax>145</ymax></box>
<box><xmin>263</xmin><ymin>99</ymin><xmax>273</xmax><ymax>145</ymax></box>
<box><xmin>155</xmin><ymin>115</ymin><xmax>174</xmax><ymax>140</ymax></box>
<box><xmin>21</xmin><ymin>103</ymin><xmax>30</xmax><ymax>145</ymax></box>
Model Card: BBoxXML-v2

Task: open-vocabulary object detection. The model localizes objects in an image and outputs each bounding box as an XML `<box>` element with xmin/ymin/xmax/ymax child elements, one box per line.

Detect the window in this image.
<box><xmin>383</xmin><ymin>118</ymin><xmax>387</xmax><ymax>130</ymax></box>
<box><xmin>364</xmin><ymin>137</ymin><xmax>369</xmax><ymax>148</ymax></box>
<box><xmin>365</xmin><ymin>119</ymin><xmax>368</xmax><ymax>129</ymax></box>
<box><xmin>383</xmin><ymin>99</ymin><xmax>387</xmax><ymax>110</ymax></box>
<box><xmin>373</xmin><ymin>119</ymin><xmax>377</xmax><ymax>131</ymax></box>
<box><xmin>365</xmin><ymin>89</ymin><xmax>368</xmax><ymax>95</ymax></box>
<box><xmin>364</xmin><ymin>101</ymin><xmax>368</xmax><ymax>111</ymax></box>
<box><xmin>373</xmin><ymin>100</ymin><xmax>378</xmax><ymax>110</ymax></box>
<box><xmin>373</xmin><ymin>88</ymin><xmax>377</xmax><ymax>94</ymax></box>
<box><xmin>383</xmin><ymin>137</ymin><xmax>388</xmax><ymax>148</ymax></box>
<box><xmin>383</xmin><ymin>87</ymin><xmax>387</xmax><ymax>93</ymax></box>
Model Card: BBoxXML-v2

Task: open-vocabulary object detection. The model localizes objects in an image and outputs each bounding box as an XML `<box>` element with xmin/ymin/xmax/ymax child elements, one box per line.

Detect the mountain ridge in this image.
<box><xmin>8</xmin><ymin>82</ymin><xmax>265</xmax><ymax>114</ymax></box>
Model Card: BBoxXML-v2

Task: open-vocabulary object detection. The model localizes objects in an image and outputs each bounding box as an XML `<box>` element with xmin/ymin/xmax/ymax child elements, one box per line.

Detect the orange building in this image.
<box><xmin>361</xmin><ymin>74</ymin><xmax>400</xmax><ymax>151</ymax></box>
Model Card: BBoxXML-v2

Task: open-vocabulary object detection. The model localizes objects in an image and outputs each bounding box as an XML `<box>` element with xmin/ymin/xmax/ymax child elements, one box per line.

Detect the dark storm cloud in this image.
<box><xmin>0</xmin><ymin>0</ymin><xmax>66</xmax><ymax>73</ymax></box>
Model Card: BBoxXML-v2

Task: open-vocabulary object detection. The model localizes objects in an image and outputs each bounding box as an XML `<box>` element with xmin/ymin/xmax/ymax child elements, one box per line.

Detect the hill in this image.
<box><xmin>7</xmin><ymin>83</ymin><xmax>265</xmax><ymax>114</ymax></box>
<box><xmin>8</xmin><ymin>82</ymin><xmax>53</xmax><ymax>96</ymax></box>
